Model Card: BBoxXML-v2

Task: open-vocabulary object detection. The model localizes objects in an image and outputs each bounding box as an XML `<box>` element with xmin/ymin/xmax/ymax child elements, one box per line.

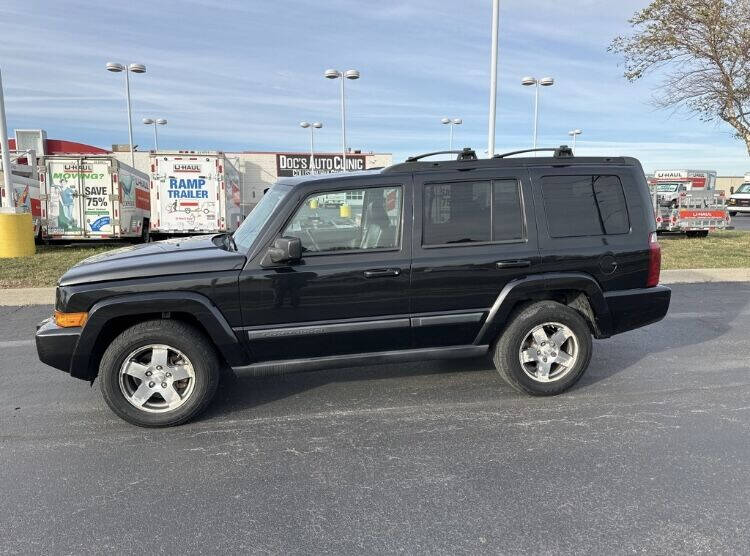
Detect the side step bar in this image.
<box><xmin>232</xmin><ymin>345</ymin><xmax>490</xmax><ymax>377</ymax></box>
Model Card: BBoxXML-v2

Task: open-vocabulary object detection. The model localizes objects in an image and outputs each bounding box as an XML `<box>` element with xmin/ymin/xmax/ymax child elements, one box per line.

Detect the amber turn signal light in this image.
<box><xmin>54</xmin><ymin>311</ymin><xmax>88</xmax><ymax>328</ymax></box>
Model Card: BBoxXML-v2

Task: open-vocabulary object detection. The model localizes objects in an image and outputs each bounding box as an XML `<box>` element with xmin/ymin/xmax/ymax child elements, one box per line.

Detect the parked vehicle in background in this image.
<box><xmin>648</xmin><ymin>169</ymin><xmax>728</xmax><ymax>237</ymax></box>
<box><xmin>36</xmin><ymin>146</ymin><xmax>670</xmax><ymax>427</ymax></box>
<box><xmin>41</xmin><ymin>156</ymin><xmax>150</xmax><ymax>242</ymax></box>
<box><xmin>0</xmin><ymin>149</ymin><xmax>42</xmax><ymax>238</ymax></box>
<box><xmin>727</xmin><ymin>174</ymin><xmax>750</xmax><ymax>216</ymax></box>
<box><xmin>148</xmin><ymin>152</ymin><xmax>243</xmax><ymax>237</ymax></box>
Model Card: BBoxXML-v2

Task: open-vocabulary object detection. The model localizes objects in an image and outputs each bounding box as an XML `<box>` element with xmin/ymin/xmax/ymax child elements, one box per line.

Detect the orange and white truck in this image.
<box><xmin>648</xmin><ymin>169</ymin><xmax>728</xmax><ymax>237</ymax></box>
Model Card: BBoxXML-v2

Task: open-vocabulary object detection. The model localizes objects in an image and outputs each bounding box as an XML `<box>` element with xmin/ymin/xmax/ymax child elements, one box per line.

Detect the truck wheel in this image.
<box><xmin>99</xmin><ymin>320</ymin><xmax>220</xmax><ymax>427</ymax></box>
<box><xmin>686</xmin><ymin>230</ymin><xmax>708</xmax><ymax>238</ymax></box>
<box><xmin>492</xmin><ymin>301</ymin><xmax>592</xmax><ymax>396</ymax></box>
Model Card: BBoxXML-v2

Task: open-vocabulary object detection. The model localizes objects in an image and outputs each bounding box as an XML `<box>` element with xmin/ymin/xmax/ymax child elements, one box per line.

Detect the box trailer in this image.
<box><xmin>149</xmin><ymin>152</ymin><xmax>243</xmax><ymax>236</ymax></box>
<box><xmin>42</xmin><ymin>156</ymin><xmax>150</xmax><ymax>241</ymax></box>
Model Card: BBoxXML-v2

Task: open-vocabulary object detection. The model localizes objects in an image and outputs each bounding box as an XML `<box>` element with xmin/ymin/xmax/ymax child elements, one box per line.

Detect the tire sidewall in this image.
<box><xmin>99</xmin><ymin>321</ymin><xmax>219</xmax><ymax>427</ymax></box>
<box><xmin>495</xmin><ymin>302</ymin><xmax>592</xmax><ymax>395</ymax></box>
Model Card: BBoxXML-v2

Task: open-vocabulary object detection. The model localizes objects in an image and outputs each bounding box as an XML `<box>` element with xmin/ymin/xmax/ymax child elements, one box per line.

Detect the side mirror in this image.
<box><xmin>265</xmin><ymin>236</ymin><xmax>302</xmax><ymax>265</ymax></box>
<box><xmin>730</xmin><ymin>186</ymin><xmax>735</xmax><ymax>194</ymax></box>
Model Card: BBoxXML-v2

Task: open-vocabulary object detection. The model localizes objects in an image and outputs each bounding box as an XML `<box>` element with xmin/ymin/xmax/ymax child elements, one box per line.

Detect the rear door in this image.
<box><xmin>45</xmin><ymin>158</ymin><xmax>89</xmax><ymax>239</ymax></box>
<box><xmin>157</xmin><ymin>155</ymin><xmax>218</xmax><ymax>233</ymax></box>
<box><xmin>410</xmin><ymin>168</ymin><xmax>539</xmax><ymax>347</ymax></box>
<box><xmin>80</xmin><ymin>158</ymin><xmax>117</xmax><ymax>238</ymax></box>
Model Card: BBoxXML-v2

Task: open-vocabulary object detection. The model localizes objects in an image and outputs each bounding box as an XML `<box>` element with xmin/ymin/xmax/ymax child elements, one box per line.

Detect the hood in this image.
<box><xmin>59</xmin><ymin>235</ymin><xmax>246</xmax><ymax>286</ymax></box>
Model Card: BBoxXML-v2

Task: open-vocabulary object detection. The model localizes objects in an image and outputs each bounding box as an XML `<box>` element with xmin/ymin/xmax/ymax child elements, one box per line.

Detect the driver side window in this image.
<box><xmin>283</xmin><ymin>186</ymin><xmax>402</xmax><ymax>254</ymax></box>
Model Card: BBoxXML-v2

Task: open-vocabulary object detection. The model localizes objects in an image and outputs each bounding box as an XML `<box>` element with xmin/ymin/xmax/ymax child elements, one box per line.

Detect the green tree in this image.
<box><xmin>610</xmin><ymin>0</ymin><xmax>750</xmax><ymax>154</ymax></box>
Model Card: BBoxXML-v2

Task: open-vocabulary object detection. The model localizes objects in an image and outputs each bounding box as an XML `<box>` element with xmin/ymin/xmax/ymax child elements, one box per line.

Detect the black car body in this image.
<box><xmin>36</xmin><ymin>147</ymin><xmax>670</xmax><ymax>426</ymax></box>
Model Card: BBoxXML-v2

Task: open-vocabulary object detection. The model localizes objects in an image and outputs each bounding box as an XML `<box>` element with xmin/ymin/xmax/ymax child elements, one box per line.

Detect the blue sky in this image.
<box><xmin>1</xmin><ymin>0</ymin><xmax>749</xmax><ymax>174</ymax></box>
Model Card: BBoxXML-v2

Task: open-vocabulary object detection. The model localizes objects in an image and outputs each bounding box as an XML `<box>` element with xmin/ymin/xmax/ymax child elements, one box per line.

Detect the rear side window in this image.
<box><xmin>541</xmin><ymin>175</ymin><xmax>629</xmax><ymax>238</ymax></box>
<box><xmin>423</xmin><ymin>179</ymin><xmax>524</xmax><ymax>245</ymax></box>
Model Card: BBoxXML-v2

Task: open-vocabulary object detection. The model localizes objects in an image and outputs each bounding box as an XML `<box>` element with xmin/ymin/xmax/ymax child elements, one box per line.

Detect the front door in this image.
<box><xmin>239</xmin><ymin>176</ymin><xmax>412</xmax><ymax>362</ymax></box>
<box><xmin>410</xmin><ymin>168</ymin><xmax>539</xmax><ymax>347</ymax></box>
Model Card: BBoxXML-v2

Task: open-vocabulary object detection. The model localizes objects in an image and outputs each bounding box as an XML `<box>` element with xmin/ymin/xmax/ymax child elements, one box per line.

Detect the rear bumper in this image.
<box><xmin>35</xmin><ymin>317</ymin><xmax>81</xmax><ymax>374</ymax></box>
<box><xmin>603</xmin><ymin>286</ymin><xmax>671</xmax><ymax>336</ymax></box>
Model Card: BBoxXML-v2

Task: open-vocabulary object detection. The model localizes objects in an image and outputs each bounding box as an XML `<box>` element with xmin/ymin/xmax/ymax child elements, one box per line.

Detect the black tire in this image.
<box><xmin>492</xmin><ymin>301</ymin><xmax>592</xmax><ymax>396</ymax></box>
<box><xmin>99</xmin><ymin>320</ymin><xmax>220</xmax><ymax>427</ymax></box>
<box><xmin>686</xmin><ymin>230</ymin><xmax>708</xmax><ymax>238</ymax></box>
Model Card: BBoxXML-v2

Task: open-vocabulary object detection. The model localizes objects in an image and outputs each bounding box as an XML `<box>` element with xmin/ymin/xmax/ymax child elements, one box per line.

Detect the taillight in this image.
<box><xmin>647</xmin><ymin>232</ymin><xmax>661</xmax><ymax>287</ymax></box>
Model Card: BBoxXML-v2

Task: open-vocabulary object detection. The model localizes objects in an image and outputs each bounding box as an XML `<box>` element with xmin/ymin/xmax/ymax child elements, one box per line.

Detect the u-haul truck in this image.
<box><xmin>647</xmin><ymin>169</ymin><xmax>728</xmax><ymax>237</ymax></box>
<box><xmin>149</xmin><ymin>152</ymin><xmax>243</xmax><ymax>236</ymax></box>
<box><xmin>41</xmin><ymin>156</ymin><xmax>150</xmax><ymax>241</ymax></box>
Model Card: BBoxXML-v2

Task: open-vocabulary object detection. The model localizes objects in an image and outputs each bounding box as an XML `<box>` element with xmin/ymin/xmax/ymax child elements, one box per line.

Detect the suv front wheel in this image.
<box><xmin>99</xmin><ymin>320</ymin><xmax>220</xmax><ymax>427</ymax></box>
<box><xmin>492</xmin><ymin>301</ymin><xmax>592</xmax><ymax>396</ymax></box>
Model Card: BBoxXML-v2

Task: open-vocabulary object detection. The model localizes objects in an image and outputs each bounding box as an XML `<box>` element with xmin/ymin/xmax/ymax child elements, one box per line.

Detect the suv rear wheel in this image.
<box><xmin>99</xmin><ymin>320</ymin><xmax>220</xmax><ymax>427</ymax></box>
<box><xmin>492</xmin><ymin>301</ymin><xmax>592</xmax><ymax>396</ymax></box>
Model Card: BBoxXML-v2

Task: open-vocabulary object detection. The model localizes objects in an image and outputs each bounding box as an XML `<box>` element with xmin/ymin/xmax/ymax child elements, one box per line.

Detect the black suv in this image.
<box><xmin>36</xmin><ymin>147</ymin><xmax>670</xmax><ymax>427</ymax></box>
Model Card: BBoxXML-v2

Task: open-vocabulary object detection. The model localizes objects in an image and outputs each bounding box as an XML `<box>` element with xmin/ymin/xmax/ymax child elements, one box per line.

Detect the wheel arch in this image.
<box><xmin>70</xmin><ymin>291</ymin><xmax>247</xmax><ymax>380</ymax></box>
<box><xmin>474</xmin><ymin>272</ymin><xmax>613</xmax><ymax>345</ymax></box>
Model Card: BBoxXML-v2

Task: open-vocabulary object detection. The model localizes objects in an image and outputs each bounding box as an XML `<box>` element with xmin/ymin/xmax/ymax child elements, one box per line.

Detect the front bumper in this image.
<box><xmin>603</xmin><ymin>285</ymin><xmax>671</xmax><ymax>336</ymax></box>
<box><xmin>728</xmin><ymin>205</ymin><xmax>750</xmax><ymax>213</ymax></box>
<box><xmin>35</xmin><ymin>317</ymin><xmax>81</xmax><ymax>374</ymax></box>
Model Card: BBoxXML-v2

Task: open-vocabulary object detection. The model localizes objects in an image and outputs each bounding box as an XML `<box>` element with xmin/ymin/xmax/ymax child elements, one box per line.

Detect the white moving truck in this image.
<box><xmin>149</xmin><ymin>152</ymin><xmax>243</xmax><ymax>236</ymax></box>
<box><xmin>42</xmin><ymin>156</ymin><xmax>150</xmax><ymax>241</ymax></box>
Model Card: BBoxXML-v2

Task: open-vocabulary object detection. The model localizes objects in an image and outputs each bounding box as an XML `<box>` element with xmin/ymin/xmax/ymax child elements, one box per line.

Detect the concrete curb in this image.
<box><xmin>2</xmin><ymin>268</ymin><xmax>750</xmax><ymax>307</ymax></box>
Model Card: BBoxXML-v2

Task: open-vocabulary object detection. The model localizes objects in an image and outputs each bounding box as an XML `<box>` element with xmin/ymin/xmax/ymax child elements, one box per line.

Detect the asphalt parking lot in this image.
<box><xmin>1</xmin><ymin>282</ymin><xmax>749</xmax><ymax>554</ymax></box>
<box><xmin>731</xmin><ymin>212</ymin><xmax>750</xmax><ymax>231</ymax></box>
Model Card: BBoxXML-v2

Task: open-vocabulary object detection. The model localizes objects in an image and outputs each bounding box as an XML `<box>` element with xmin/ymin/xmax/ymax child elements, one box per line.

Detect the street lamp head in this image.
<box><xmin>539</xmin><ymin>76</ymin><xmax>554</xmax><ymax>86</ymax></box>
<box><xmin>521</xmin><ymin>76</ymin><xmax>536</xmax><ymax>86</ymax></box>
<box><xmin>441</xmin><ymin>117</ymin><xmax>451</xmax><ymax>124</ymax></box>
<box><xmin>569</xmin><ymin>129</ymin><xmax>582</xmax><ymax>136</ymax></box>
<box><xmin>452</xmin><ymin>118</ymin><xmax>462</xmax><ymax>125</ymax></box>
<box><xmin>300</xmin><ymin>121</ymin><xmax>311</xmax><ymax>128</ymax></box>
<box><xmin>343</xmin><ymin>69</ymin><xmax>360</xmax><ymax>80</ymax></box>
<box><xmin>312</xmin><ymin>122</ymin><xmax>322</xmax><ymax>128</ymax></box>
<box><xmin>155</xmin><ymin>118</ymin><xmax>167</xmax><ymax>125</ymax></box>
<box><xmin>106</xmin><ymin>62</ymin><xmax>125</xmax><ymax>72</ymax></box>
<box><xmin>324</xmin><ymin>69</ymin><xmax>341</xmax><ymax>79</ymax></box>
<box><xmin>142</xmin><ymin>118</ymin><xmax>154</xmax><ymax>125</ymax></box>
<box><xmin>128</xmin><ymin>63</ymin><xmax>146</xmax><ymax>74</ymax></box>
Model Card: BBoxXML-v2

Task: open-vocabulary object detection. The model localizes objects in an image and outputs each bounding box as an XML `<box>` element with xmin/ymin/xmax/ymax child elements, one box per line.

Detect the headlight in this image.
<box><xmin>728</xmin><ymin>198</ymin><xmax>736</xmax><ymax>205</ymax></box>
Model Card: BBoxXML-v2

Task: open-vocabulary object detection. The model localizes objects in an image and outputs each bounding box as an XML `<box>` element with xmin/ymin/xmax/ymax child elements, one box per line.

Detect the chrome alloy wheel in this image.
<box><xmin>118</xmin><ymin>344</ymin><xmax>196</xmax><ymax>413</ymax></box>
<box><xmin>518</xmin><ymin>322</ymin><xmax>578</xmax><ymax>383</ymax></box>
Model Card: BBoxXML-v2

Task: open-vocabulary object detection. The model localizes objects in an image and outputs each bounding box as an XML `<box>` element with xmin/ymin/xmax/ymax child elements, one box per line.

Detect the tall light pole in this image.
<box><xmin>300</xmin><ymin>121</ymin><xmax>322</xmax><ymax>174</ymax></box>
<box><xmin>441</xmin><ymin>117</ymin><xmax>462</xmax><ymax>151</ymax></box>
<box><xmin>568</xmin><ymin>129</ymin><xmax>582</xmax><ymax>154</ymax></box>
<box><xmin>487</xmin><ymin>0</ymin><xmax>500</xmax><ymax>157</ymax></box>
<box><xmin>521</xmin><ymin>76</ymin><xmax>554</xmax><ymax>151</ymax></box>
<box><xmin>106</xmin><ymin>62</ymin><xmax>146</xmax><ymax>167</ymax></box>
<box><xmin>0</xmin><ymin>68</ymin><xmax>11</xmax><ymax>208</ymax></box>
<box><xmin>324</xmin><ymin>68</ymin><xmax>359</xmax><ymax>172</ymax></box>
<box><xmin>142</xmin><ymin>118</ymin><xmax>167</xmax><ymax>151</ymax></box>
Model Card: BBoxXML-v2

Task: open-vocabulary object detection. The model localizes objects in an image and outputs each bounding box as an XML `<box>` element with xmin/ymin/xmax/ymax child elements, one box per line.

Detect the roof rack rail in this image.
<box><xmin>405</xmin><ymin>147</ymin><xmax>477</xmax><ymax>162</ymax></box>
<box><xmin>494</xmin><ymin>145</ymin><xmax>574</xmax><ymax>159</ymax></box>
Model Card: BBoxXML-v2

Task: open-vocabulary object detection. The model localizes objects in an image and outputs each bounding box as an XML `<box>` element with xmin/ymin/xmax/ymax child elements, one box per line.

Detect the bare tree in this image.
<box><xmin>610</xmin><ymin>0</ymin><xmax>750</xmax><ymax>154</ymax></box>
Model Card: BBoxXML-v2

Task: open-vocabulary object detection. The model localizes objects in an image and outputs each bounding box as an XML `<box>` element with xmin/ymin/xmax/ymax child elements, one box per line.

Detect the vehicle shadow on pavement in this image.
<box><xmin>579</xmin><ymin>282</ymin><xmax>750</xmax><ymax>388</ymax></box>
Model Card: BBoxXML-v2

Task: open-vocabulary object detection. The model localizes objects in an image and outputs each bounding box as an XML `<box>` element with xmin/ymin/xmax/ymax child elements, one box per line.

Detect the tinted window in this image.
<box><xmin>493</xmin><ymin>179</ymin><xmax>525</xmax><ymax>241</ymax></box>
<box><xmin>284</xmin><ymin>186</ymin><xmax>402</xmax><ymax>253</ymax></box>
<box><xmin>541</xmin><ymin>175</ymin><xmax>629</xmax><ymax>238</ymax></box>
<box><xmin>423</xmin><ymin>180</ymin><xmax>524</xmax><ymax>245</ymax></box>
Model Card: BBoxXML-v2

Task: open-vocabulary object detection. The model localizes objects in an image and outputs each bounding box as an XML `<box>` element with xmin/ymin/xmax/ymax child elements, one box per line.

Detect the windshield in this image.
<box><xmin>735</xmin><ymin>183</ymin><xmax>750</xmax><ymax>194</ymax></box>
<box><xmin>233</xmin><ymin>183</ymin><xmax>292</xmax><ymax>252</ymax></box>
<box><xmin>656</xmin><ymin>183</ymin><xmax>680</xmax><ymax>192</ymax></box>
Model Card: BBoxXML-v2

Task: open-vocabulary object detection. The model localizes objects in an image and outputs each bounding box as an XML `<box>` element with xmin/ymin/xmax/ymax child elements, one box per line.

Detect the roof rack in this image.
<box><xmin>405</xmin><ymin>147</ymin><xmax>477</xmax><ymax>162</ymax></box>
<box><xmin>494</xmin><ymin>145</ymin><xmax>574</xmax><ymax>159</ymax></box>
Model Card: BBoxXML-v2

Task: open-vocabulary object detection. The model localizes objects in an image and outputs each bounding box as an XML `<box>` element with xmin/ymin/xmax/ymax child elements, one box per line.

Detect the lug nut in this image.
<box><xmin>541</xmin><ymin>341</ymin><xmax>546</xmax><ymax>346</ymax></box>
<box><xmin>166</xmin><ymin>372</ymin><xmax>172</xmax><ymax>378</ymax></box>
<box><xmin>536</xmin><ymin>350</ymin><xmax>542</xmax><ymax>355</ymax></box>
<box><xmin>156</xmin><ymin>365</ymin><xmax>163</xmax><ymax>371</ymax></box>
<box><xmin>161</xmin><ymin>382</ymin><xmax>167</xmax><ymax>388</ymax></box>
<box><xmin>543</xmin><ymin>357</ymin><xmax>548</xmax><ymax>363</ymax></box>
<box><xmin>148</xmin><ymin>381</ymin><xmax>155</xmax><ymax>388</ymax></box>
<box><xmin>551</xmin><ymin>352</ymin><xmax>557</xmax><ymax>357</ymax></box>
<box><xmin>145</xmin><ymin>371</ymin><xmax>152</xmax><ymax>377</ymax></box>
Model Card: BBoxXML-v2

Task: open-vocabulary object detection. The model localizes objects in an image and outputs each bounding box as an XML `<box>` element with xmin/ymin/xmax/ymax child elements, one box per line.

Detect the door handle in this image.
<box><xmin>363</xmin><ymin>268</ymin><xmax>401</xmax><ymax>278</ymax></box>
<box><xmin>495</xmin><ymin>259</ymin><xmax>531</xmax><ymax>269</ymax></box>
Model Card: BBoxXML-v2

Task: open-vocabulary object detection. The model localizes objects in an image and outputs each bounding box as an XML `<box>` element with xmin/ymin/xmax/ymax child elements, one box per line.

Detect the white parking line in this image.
<box><xmin>0</xmin><ymin>340</ymin><xmax>35</xmax><ymax>348</ymax></box>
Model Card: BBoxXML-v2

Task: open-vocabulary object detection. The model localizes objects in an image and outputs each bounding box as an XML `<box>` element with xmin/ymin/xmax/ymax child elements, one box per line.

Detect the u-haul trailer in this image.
<box><xmin>41</xmin><ymin>155</ymin><xmax>150</xmax><ymax>241</ymax></box>
<box><xmin>149</xmin><ymin>152</ymin><xmax>243</xmax><ymax>237</ymax></box>
<box><xmin>0</xmin><ymin>149</ymin><xmax>42</xmax><ymax>237</ymax></box>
